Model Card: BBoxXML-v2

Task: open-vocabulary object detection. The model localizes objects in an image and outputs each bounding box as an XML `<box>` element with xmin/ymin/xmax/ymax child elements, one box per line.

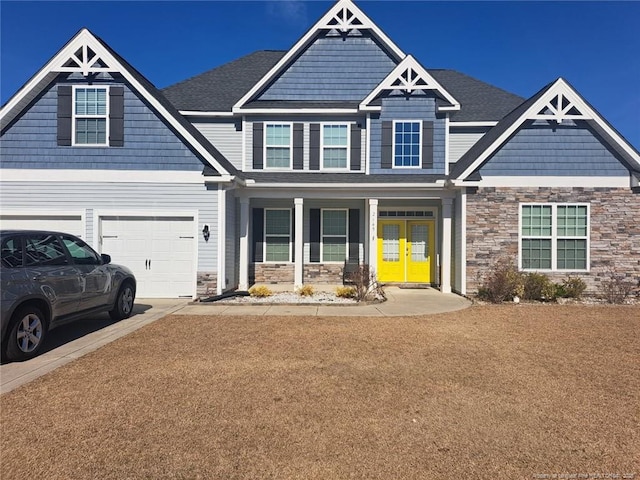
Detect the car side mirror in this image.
<box><xmin>101</xmin><ymin>254</ymin><xmax>111</xmax><ymax>264</ymax></box>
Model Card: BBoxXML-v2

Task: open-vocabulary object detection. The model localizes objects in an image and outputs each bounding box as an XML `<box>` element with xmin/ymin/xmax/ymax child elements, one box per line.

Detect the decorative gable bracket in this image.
<box><xmin>318</xmin><ymin>2</ymin><xmax>374</xmax><ymax>33</ymax></box>
<box><xmin>57</xmin><ymin>42</ymin><xmax>116</xmax><ymax>76</ymax></box>
<box><xmin>532</xmin><ymin>90</ymin><xmax>593</xmax><ymax>123</ymax></box>
<box><xmin>360</xmin><ymin>55</ymin><xmax>460</xmax><ymax>111</ymax></box>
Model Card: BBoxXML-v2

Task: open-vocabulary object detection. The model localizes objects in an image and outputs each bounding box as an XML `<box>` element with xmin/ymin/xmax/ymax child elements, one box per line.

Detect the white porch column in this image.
<box><xmin>238</xmin><ymin>197</ymin><xmax>250</xmax><ymax>291</ymax></box>
<box><xmin>294</xmin><ymin>198</ymin><xmax>304</xmax><ymax>289</ymax></box>
<box><xmin>368</xmin><ymin>199</ymin><xmax>378</xmax><ymax>274</ymax></box>
<box><xmin>440</xmin><ymin>198</ymin><xmax>453</xmax><ymax>294</ymax></box>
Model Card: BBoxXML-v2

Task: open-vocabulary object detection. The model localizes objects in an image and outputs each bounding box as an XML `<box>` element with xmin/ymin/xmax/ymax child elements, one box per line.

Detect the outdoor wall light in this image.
<box><xmin>202</xmin><ymin>224</ymin><xmax>210</xmax><ymax>242</ymax></box>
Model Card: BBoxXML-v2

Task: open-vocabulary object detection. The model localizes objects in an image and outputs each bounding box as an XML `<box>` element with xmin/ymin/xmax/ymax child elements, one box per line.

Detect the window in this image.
<box><xmin>394</xmin><ymin>121</ymin><xmax>421</xmax><ymax>168</ymax></box>
<box><xmin>520</xmin><ymin>204</ymin><xmax>588</xmax><ymax>271</ymax></box>
<box><xmin>265</xmin><ymin>124</ymin><xmax>292</xmax><ymax>169</ymax></box>
<box><xmin>74</xmin><ymin>87</ymin><xmax>108</xmax><ymax>145</ymax></box>
<box><xmin>1</xmin><ymin>236</ymin><xmax>23</xmax><ymax>268</ymax></box>
<box><xmin>264</xmin><ymin>209</ymin><xmax>291</xmax><ymax>262</ymax></box>
<box><xmin>24</xmin><ymin>234</ymin><xmax>68</xmax><ymax>267</ymax></box>
<box><xmin>322</xmin><ymin>124</ymin><xmax>349</xmax><ymax>169</ymax></box>
<box><xmin>62</xmin><ymin>235</ymin><xmax>101</xmax><ymax>266</ymax></box>
<box><xmin>322</xmin><ymin>209</ymin><xmax>347</xmax><ymax>262</ymax></box>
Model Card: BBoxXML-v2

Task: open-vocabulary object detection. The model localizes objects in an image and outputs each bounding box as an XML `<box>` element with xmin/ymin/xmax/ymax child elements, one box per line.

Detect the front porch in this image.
<box><xmin>233</xmin><ymin>189</ymin><xmax>460</xmax><ymax>295</ymax></box>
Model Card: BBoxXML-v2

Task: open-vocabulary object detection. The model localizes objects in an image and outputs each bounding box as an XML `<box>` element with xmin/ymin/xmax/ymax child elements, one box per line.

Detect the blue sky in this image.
<box><xmin>2</xmin><ymin>1</ymin><xmax>639</xmax><ymax>148</ymax></box>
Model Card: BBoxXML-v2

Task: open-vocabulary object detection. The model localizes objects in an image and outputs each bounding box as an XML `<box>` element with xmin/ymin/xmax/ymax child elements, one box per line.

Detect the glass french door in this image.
<box><xmin>377</xmin><ymin>220</ymin><xmax>434</xmax><ymax>283</ymax></box>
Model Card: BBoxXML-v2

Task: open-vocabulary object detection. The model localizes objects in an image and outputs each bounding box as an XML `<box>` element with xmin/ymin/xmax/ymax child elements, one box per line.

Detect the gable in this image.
<box><xmin>476</xmin><ymin>120</ymin><xmax>630</xmax><ymax>177</ymax></box>
<box><xmin>0</xmin><ymin>28</ymin><xmax>237</xmax><ymax>178</ymax></box>
<box><xmin>233</xmin><ymin>0</ymin><xmax>405</xmax><ymax>111</ymax></box>
<box><xmin>257</xmin><ymin>31</ymin><xmax>397</xmax><ymax>102</ymax></box>
<box><xmin>451</xmin><ymin>78</ymin><xmax>640</xmax><ymax>181</ymax></box>
<box><xmin>1</xmin><ymin>76</ymin><xmax>206</xmax><ymax>171</ymax></box>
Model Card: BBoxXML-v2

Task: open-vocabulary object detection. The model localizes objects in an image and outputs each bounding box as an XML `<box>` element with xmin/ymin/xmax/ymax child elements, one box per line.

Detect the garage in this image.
<box><xmin>0</xmin><ymin>212</ymin><xmax>84</xmax><ymax>238</ymax></box>
<box><xmin>99</xmin><ymin>215</ymin><xmax>196</xmax><ymax>298</ymax></box>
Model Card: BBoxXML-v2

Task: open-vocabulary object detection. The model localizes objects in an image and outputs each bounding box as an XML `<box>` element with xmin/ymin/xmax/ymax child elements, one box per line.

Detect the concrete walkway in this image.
<box><xmin>176</xmin><ymin>286</ymin><xmax>471</xmax><ymax>317</ymax></box>
<box><xmin>1</xmin><ymin>288</ymin><xmax>470</xmax><ymax>394</ymax></box>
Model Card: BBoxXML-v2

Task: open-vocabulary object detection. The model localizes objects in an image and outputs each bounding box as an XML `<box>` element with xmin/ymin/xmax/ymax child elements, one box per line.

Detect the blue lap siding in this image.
<box><xmin>1</xmin><ymin>81</ymin><xmax>205</xmax><ymax>171</ymax></box>
<box><xmin>478</xmin><ymin>122</ymin><xmax>630</xmax><ymax>176</ymax></box>
<box><xmin>257</xmin><ymin>33</ymin><xmax>396</xmax><ymax>102</ymax></box>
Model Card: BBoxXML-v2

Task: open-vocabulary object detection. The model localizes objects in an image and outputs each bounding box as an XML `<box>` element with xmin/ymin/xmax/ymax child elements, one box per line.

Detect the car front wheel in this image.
<box><xmin>5</xmin><ymin>306</ymin><xmax>47</xmax><ymax>362</ymax></box>
<box><xmin>109</xmin><ymin>282</ymin><xmax>135</xmax><ymax>321</ymax></box>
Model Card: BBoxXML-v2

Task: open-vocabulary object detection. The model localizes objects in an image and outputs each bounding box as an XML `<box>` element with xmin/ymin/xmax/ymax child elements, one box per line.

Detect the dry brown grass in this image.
<box><xmin>1</xmin><ymin>305</ymin><xmax>639</xmax><ymax>480</ymax></box>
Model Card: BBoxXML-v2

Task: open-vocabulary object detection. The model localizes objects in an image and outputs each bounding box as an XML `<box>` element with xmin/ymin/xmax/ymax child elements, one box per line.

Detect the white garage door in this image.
<box><xmin>0</xmin><ymin>213</ymin><xmax>84</xmax><ymax>238</ymax></box>
<box><xmin>100</xmin><ymin>215</ymin><xmax>196</xmax><ymax>298</ymax></box>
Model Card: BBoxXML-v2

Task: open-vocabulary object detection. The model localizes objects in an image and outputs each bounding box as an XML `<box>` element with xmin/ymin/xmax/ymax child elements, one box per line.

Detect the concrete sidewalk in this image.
<box><xmin>175</xmin><ymin>286</ymin><xmax>471</xmax><ymax>317</ymax></box>
<box><xmin>1</xmin><ymin>288</ymin><xmax>470</xmax><ymax>394</ymax></box>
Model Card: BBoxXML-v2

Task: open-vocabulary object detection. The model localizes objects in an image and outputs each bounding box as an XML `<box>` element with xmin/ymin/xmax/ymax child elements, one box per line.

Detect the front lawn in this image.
<box><xmin>1</xmin><ymin>305</ymin><xmax>638</xmax><ymax>479</ymax></box>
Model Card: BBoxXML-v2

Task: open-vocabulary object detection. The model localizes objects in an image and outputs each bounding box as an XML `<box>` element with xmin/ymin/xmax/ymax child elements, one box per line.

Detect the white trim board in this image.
<box><xmin>0</xmin><ymin>169</ymin><xmax>234</xmax><ymax>184</ymax></box>
<box><xmin>454</xmin><ymin>176</ymin><xmax>632</xmax><ymax>188</ymax></box>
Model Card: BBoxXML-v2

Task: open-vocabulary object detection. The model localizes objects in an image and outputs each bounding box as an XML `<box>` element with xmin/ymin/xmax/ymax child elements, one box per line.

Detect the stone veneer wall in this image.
<box><xmin>466</xmin><ymin>187</ymin><xmax>640</xmax><ymax>295</ymax></box>
<box><xmin>197</xmin><ymin>272</ymin><xmax>217</xmax><ymax>297</ymax></box>
<box><xmin>304</xmin><ymin>264</ymin><xmax>344</xmax><ymax>284</ymax></box>
<box><xmin>252</xmin><ymin>263</ymin><xmax>295</xmax><ymax>284</ymax></box>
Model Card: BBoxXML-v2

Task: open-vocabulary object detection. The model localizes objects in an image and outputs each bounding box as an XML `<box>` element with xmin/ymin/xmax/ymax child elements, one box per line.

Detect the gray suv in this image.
<box><xmin>1</xmin><ymin>230</ymin><xmax>136</xmax><ymax>362</ymax></box>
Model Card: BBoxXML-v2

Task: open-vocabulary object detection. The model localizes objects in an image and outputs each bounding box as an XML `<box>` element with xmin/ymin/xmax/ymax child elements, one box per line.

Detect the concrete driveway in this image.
<box><xmin>1</xmin><ymin>288</ymin><xmax>471</xmax><ymax>394</ymax></box>
<box><xmin>0</xmin><ymin>299</ymin><xmax>188</xmax><ymax>394</ymax></box>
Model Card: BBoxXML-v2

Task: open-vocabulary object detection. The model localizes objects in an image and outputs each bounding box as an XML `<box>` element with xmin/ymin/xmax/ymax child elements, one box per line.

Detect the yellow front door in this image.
<box><xmin>377</xmin><ymin>221</ymin><xmax>405</xmax><ymax>282</ymax></box>
<box><xmin>407</xmin><ymin>220</ymin><xmax>434</xmax><ymax>283</ymax></box>
<box><xmin>377</xmin><ymin>220</ymin><xmax>434</xmax><ymax>283</ymax></box>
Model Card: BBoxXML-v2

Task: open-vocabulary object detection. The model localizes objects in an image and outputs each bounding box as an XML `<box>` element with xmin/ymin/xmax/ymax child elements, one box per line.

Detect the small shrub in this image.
<box><xmin>297</xmin><ymin>285</ymin><xmax>314</xmax><ymax>297</ymax></box>
<box><xmin>335</xmin><ymin>286</ymin><xmax>356</xmax><ymax>298</ymax></box>
<box><xmin>561</xmin><ymin>276</ymin><xmax>587</xmax><ymax>299</ymax></box>
<box><xmin>248</xmin><ymin>285</ymin><xmax>272</xmax><ymax>298</ymax></box>
<box><xmin>523</xmin><ymin>273</ymin><xmax>554</xmax><ymax>301</ymax></box>
<box><xmin>600</xmin><ymin>271</ymin><xmax>635</xmax><ymax>304</ymax></box>
<box><xmin>479</xmin><ymin>257</ymin><xmax>524</xmax><ymax>303</ymax></box>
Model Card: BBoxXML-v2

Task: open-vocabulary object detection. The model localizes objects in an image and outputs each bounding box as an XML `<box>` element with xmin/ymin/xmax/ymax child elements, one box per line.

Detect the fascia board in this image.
<box><xmin>235</xmin><ymin>108</ymin><xmax>360</xmax><ymax>115</ymax></box>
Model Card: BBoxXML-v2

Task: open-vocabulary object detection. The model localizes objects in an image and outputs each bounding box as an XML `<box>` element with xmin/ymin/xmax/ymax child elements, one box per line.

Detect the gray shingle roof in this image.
<box><xmin>162</xmin><ymin>50</ymin><xmax>524</xmax><ymax>122</ymax></box>
<box><xmin>162</xmin><ymin>51</ymin><xmax>286</xmax><ymax>112</ymax></box>
<box><xmin>428</xmin><ymin>70</ymin><xmax>525</xmax><ymax>122</ymax></box>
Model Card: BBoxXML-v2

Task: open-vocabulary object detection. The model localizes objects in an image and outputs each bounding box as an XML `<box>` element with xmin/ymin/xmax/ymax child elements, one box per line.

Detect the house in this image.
<box><xmin>1</xmin><ymin>0</ymin><xmax>638</xmax><ymax>299</ymax></box>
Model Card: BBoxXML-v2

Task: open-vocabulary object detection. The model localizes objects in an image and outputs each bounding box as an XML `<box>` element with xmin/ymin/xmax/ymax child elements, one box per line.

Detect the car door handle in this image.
<box><xmin>32</xmin><ymin>275</ymin><xmax>44</xmax><ymax>282</ymax></box>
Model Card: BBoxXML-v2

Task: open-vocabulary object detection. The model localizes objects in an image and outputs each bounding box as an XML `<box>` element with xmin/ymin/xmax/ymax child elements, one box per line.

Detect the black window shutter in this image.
<box><xmin>348</xmin><ymin>209</ymin><xmax>360</xmax><ymax>263</ymax></box>
<box><xmin>109</xmin><ymin>86</ymin><xmax>124</xmax><ymax>147</ymax></box>
<box><xmin>309</xmin><ymin>123</ymin><xmax>320</xmax><ymax>170</ymax></box>
<box><xmin>253</xmin><ymin>123</ymin><xmax>264</xmax><ymax>169</ymax></box>
<box><xmin>422</xmin><ymin>121</ymin><xmax>434</xmax><ymax>169</ymax></box>
<box><xmin>57</xmin><ymin>85</ymin><xmax>72</xmax><ymax>146</ymax></box>
<box><xmin>350</xmin><ymin>124</ymin><xmax>361</xmax><ymax>171</ymax></box>
<box><xmin>252</xmin><ymin>208</ymin><xmax>264</xmax><ymax>262</ymax></box>
<box><xmin>381</xmin><ymin>121</ymin><xmax>393</xmax><ymax>169</ymax></box>
<box><xmin>293</xmin><ymin>123</ymin><xmax>303</xmax><ymax>170</ymax></box>
<box><xmin>309</xmin><ymin>208</ymin><xmax>320</xmax><ymax>262</ymax></box>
